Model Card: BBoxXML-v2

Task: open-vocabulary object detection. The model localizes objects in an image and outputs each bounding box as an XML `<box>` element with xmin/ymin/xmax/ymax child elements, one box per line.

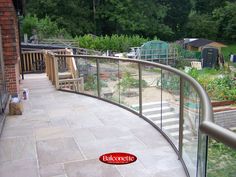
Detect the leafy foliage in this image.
<box><xmin>206</xmin><ymin>76</ymin><xmax>236</xmax><ymax>101</ymax></box>
<box><xmin>75</xmin><ymin>34</ymin><xmax>148</xmax><ymax>52</ymax></box>
<box><xmin>99</xmin><ymin>0</ymin><xmax>173</xmax><ymax>39</ymax></box>
<box><xmin>186</xmin><ymin>12</ymin><xmax>218</xmax><ymax>39</ymax></box>
<box><xmin>187</xmin><ymin>68</ymin><xmax>236</xmax><ymax>101</ymax></box>
<box><xmin>208</xmin><ymin>138</ymin><xmax>236</xmax><ymax>177</ymax></box>
<box><xmin>119</xmin><ymin>72</ymin><xmax>147</xmax><ymax>93</ymax></box>
<box><xmin>84</xmin><ymin>75</ymin><xmax>108</xmax><ymax>91</ymax></box>
<box><xmin>212</xmin><ymin>2</ymin><xmax>236</xmax><ymax>41</ymax></box>
<box><xmin>21</xmin><ymin>14</ymin><xmax>70</xmax><ymax>39</ymax></box>
<box><xmin>159</xmin><ymin>73</ymin><xmax>180</xmax><ymax>95</ymax></box>
<box><xmin>195</xmin><ymin>0</ymin><xmax>226</xmax><ymax>14</ymax></box>
<box><xmin>163</xmin><ymin>0</ymin><xmax>192</xmax><ymax>38</ymax></box>
<box><xmin>24</xmin><ymin>0</ymin><xmax>236</xmax><ymax>42</ymax></box>
<box><xmin>25</xmin><ymin>0</ymin><xmax>94</xmax><ymax>36</ymax></box>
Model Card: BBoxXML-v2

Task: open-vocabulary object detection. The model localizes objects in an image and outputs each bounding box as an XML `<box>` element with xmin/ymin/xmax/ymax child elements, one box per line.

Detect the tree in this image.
<box><xmin>21</xmin><ymin>14</ymin><xmax>70</xmax><ymax>39</ymax></box>
<box><xmin>163</xmin><ymin>0</ymin><xmax>192</xmax><ymax>40</ymax></box>
<box><xmin>25</xmin><ymin>0</ymin><xmax>95</xmax><ymax>36</ymax></box>
<box><xmin>213</xmin><ymin>2</ymin><xmax>236</xmax><ymax>41</ymax></box>
<box><xmin>186</xmin><ymin>12</ymin><xmax>218</xmax><ymax>39</ymax></box>
<box><xmin>27</xmin><ymin>0</ymin><xmax>236</xmax><ymax>41</ymax></box>
<box><xmin>195</xmin><ymin>0</ymin><xmax>226</xmax><ymax>14</ymax></box>
<box><xmin>97</xmin><ymin>0</ymin><xmax>173</xmax><ymax>39</ymax></box>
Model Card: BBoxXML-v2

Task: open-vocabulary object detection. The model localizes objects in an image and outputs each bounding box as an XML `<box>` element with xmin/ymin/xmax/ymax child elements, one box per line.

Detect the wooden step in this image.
<box><xmin>58</xmin><ymin>72</ymin><xmax>72</xmax><ymax>79</ymax></box>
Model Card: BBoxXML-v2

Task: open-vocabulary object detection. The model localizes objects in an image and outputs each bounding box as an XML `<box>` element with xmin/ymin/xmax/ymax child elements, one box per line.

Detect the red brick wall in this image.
<box><xmin>0</xmin><ymin>0</ymin><xmax>20</xmax><ymax>94</ymax></box>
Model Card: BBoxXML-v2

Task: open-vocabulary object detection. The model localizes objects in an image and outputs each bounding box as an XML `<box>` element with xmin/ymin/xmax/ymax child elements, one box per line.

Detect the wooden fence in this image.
<box><xmin>44</xmin><ymin>49</ymin><xmax>83</xmax><ymax>92</ymax></box>
<box><xmin>44</xmin><ymin>51</ymin><xmax>59</xmax><ymax>87</ymax></box>
<box><xmin>21</xmin><ymin>49</ymin><xmax>84</xmax><ymax>92</ymax></box>
<box><xmin>65</xmin><ymin>49</ymin><xmax>79</xmax><ymax>79</ymax></box>
<box><xmin>59</xmin><ymin>78</ymin><xmax>84</xmax><ymax>92</ymax></box>
<box><xmin>20</xmin><ymin>50</ymin><xmax>45</xmax><ymax>73</ymax></box>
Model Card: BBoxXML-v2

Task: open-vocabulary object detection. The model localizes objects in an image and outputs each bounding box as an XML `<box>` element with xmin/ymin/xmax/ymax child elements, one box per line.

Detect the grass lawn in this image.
<box><xmin>207</xmin><ymin>138</ymin><xmax>236</xmax><ymax>177</ymax></box>
<box><xmin>222</xmin><ymin>44</ymin><xmax>236</xmax><ymax>61</ymax></box>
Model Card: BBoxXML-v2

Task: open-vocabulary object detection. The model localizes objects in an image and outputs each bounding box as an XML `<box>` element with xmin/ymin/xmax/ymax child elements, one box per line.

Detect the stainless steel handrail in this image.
<box><xmin>54</xmin><ymin>54</ymin><xmax>236</xmax><ymax>149</ymax></box>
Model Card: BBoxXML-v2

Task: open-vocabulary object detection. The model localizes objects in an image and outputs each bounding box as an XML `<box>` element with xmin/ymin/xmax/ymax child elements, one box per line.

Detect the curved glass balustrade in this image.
<box><xmin>47</xmin><ymin>53</ymin><xmax>236</xmax><ymax>177</ymax></box>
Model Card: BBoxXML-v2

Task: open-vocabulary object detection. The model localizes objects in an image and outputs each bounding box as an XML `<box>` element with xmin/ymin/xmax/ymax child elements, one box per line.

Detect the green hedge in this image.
<box><xmin>74</xmin><ymin>34</ymin><xmax>149</xmax><ymax>52</ymax></box>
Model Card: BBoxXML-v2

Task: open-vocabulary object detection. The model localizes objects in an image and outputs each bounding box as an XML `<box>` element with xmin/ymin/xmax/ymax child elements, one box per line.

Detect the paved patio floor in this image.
<box><xmin>0</xmin><ymin>74</ymin><xmax>186</xmax><ymax>177</ymax></box>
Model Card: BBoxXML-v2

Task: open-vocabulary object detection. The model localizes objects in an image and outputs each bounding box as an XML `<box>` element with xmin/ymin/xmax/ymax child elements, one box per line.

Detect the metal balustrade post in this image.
<box><xmin>160</xmin><ymin>69</ymin><xmax>163</xmax><ymax>130</ymax></box>
<box><xmin>179</xmin><ymin>77</ymin><xmax>184</xmax><ymax>159</ymax></box>
<box><xmin>138</xmin><ymin>63</ymin><xmax>142</xmax><ymax>115</ymax></box>
<box><xmin>118</xmin><ymin>61</ymin><xmax>121</xmax><ymax>104</ymax></box>
<box><xmin>197</xmin><ymin>99</ymin><xmax>201</xmax><ymax>177</ymax></box>
<box><xmin>96</xmin><ymin>59</ymin><xmax>101</xmax><ymax>98</ymax></box>
<box><xmin>205</xmin><ymin>135</ymin><xmax>209</xmax><ymax>177</ymax></box>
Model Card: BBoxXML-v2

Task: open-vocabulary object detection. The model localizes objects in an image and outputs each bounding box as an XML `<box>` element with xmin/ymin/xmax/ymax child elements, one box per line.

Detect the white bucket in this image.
<box><xmin>23</xmin><ymin>88</ymin><xmax>29</xmax><ymax>100</ymax></box>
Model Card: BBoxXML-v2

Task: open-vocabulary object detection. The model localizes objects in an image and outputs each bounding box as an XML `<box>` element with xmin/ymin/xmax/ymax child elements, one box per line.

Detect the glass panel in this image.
<box><xmin>182</xmin><ymin>80</ymin><xmax>200</xmax><ymax>177</ymax></box>
<box><xmin>161</xmin><ymin>71</ymin><xmax>180</xmax><ymax>148</ymax></box>
<box><xmin>119</xmin><ymin>61</ymin><xmax>139</xmax><ymax>111</ymax></box>
<box><xmin>141</xmin><ymin>64</ymin><xmax>162</xmax><ymax>127</ymax></box>
<box><xmin>207</xmin><ymin>138</ymin><xmax>236</xmax><ymax>177</ymax></box>
<box><xmin>99</xmin><ymin>59</ymin><xmax>120</xmax><ymax>104</ymax></box>
<box><xmin>76</xmin><ymin>57</ymin><xmax>98</xmax><ymax>96</ymax></box>
<box><xmin>197</xmin><ymin>133</ymin><xmax>207</xmax><ymax>177</ymax></box>
<box><xmin>197</xmin><ymin>105</ymin><xmax>207</xmax><ymax>177</ymax></box>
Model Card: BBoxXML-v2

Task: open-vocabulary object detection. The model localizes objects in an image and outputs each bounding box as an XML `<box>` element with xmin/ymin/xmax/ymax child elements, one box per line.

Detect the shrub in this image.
<box><xmin>84</xmin><ymin>75</ymin><xmax>108</xmax><ymax>91</ymax></box>
<box><xmin>206</xmin><ymin>76</ymin><xmax>236</xmax><ymax>101</ymax></box>
<box><xmin>21</xmin><ymin>14</ymin><xmax>70</xmax><ymax>40</ymax></box>
<box><xmin>187</xmin><ymin>68</ymin><xmax>236</xmax><ymax>101</ymax></box>
<box><xmin>75</xmin><ymin>34</ymin><xmax>149</xmax><ymax>52</ymax></box>
<box><xmin>119</xmin><ymin>72</ymin><xmax>147</xmax><ymax>93</ymax></box>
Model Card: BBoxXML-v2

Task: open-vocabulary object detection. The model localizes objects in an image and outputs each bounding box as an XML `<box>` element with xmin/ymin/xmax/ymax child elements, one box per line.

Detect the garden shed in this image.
<box><xmin>202</xmin><ymin>47</ymin><xmax>219</xmax><ymax>68</ymax></box>
<box><xmin>184</xmin><ymin>38</ymin><xmax>227</xmax><ymax>52</ymax></box>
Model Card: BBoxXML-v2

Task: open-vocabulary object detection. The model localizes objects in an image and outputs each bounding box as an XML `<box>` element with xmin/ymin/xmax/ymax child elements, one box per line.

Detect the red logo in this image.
<box><xmin>99</xmin><ymin>152</ymin><xmax>137</xmax><ymax>165</ymax></box>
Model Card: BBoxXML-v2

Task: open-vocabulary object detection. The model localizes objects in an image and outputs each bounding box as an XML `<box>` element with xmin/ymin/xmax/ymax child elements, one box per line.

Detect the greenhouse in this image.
<box><xmin>139</xmin><ymin>40</ymin><xmax>177</xmax><ymax>65</ymax></box>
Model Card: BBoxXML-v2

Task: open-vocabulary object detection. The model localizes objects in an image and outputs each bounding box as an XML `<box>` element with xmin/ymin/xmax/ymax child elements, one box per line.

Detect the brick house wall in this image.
<box><xmin>0</xmin><ymin>0</ymin><xmax>20</xmax><ymax>95</ymax></box>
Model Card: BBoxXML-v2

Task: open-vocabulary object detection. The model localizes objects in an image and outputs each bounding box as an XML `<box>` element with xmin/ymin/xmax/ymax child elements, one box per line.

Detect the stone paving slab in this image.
<box><xmin>0</xmin><ymin>74</ymin><xmax>187</xmax><ymax>177</ymax></box>
<box><xmin>89</xmin><ymin>126</ymin><xmax>133</xmax><ymax>140</ymax></box>
<box><xmin>39</xmin><ymin>163</ymin><xmax>65</xmax><ymax>177</ymax></box>
<box><xmin>130</xmin><ymin>125</ymin><xmax>170</xmax><ymax>148</ymax></box>
<box><xmin>72</xmin><ymin>128</ymin><xmax>96</xmax><ymax>143</ymax></box>
<box><xmin>64</xmin><ymin>159</ymin><xmax>122</xmax><ymax>177</ymax></box>
<box><xmin>116</xmin><ymin>161</ymin><xmax>153</xmax><ymax>177</ymax></box>
<box><xmin>37</xmin><ymin>137</ymin><xmax>84</xmax><ymax>167</ymax></box>
<box><xmin>0</xmin><ymin>159</ymin><xmax>39</xmax><ymax>177</ymax></box>
<box><xmin>35</xmin><ymin>127</ymin><xmax>73</xmax><ymax>141</ymax></box>
<box><xmin>1</xmin><ymin>126</ymin><xmax>35</xmax><ymax>138</ymax></box>
<box><xmin>0</xmin><ymin>136</ymin><xmax>36</xmax><ymax>162</ymax></box>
